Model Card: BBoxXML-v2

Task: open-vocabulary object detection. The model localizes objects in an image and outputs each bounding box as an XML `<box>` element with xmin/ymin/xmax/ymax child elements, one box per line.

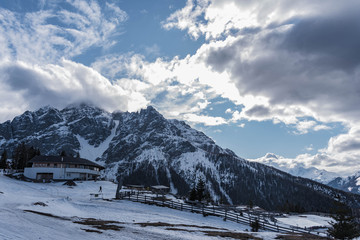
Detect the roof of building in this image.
<box><xmin>29</xmin><ymin>156</ymin><xmax>105</xmax><ymax>169</ymax></box>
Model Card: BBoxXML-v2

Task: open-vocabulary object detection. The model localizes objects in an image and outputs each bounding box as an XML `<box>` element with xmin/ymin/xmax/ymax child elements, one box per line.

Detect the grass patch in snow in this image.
<box><xmin>81</xmin><ymin>228</ymin><xmax>103</xmax><ymax>234</ymax></box>
<box><xmin>136</xmin><ymin>221</ymin><xmax>226</xmax><ymax>230</ymax></box>
<box><xmin>275</xmin><ymin>233</ymin><xmax>329</xmax><ymax>239</ymax></box>
<box><xmin>137</xmin><ymin>221</ymin><xmax>262</xmax><ymax>239</ymax></box>
<box><xmin>24</xmin><ymin>209</ymin><xmax>125</xmax><ymax>232</ymax></box>
<box><xmin>32</xmin><ymin>201</ymin><xmax>48</xmax><ymax>207</ymax></box>
<box><xmin>203</xmin><ymin>231</ymin><xmax>262</xmax><ymax>239</ymax></box>
<box><xmin>24</xmin><ymin>210</ymin><xmax>71</xmax><ymax>220</ymax></box>
<box><xmin>73</xmin><ymin>218</ymin><xmax>125</xmax><ymax>231</ymax></box>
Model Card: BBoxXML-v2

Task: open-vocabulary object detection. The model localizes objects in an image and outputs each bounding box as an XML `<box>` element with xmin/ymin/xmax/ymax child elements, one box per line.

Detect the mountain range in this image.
<box><xmin>249</xmin><ymin>153</ymin><xmax>339</xmax><ymax>184</ymax></box>
<box><xmin>1</xmin><ymin>104</ymin><xmax>360</xmax><ymax>212</ymax></box>
<box><xmin>327</xmin><ymin>172</ymin><xmax>360</xmax><ymax>194</ymax></box>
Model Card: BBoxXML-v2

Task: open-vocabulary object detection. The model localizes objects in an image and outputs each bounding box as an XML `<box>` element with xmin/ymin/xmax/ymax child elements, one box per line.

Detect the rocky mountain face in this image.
<box><xmin>328</xmin><ymin>172</ymin><xmax>360</xmax><ymax>194</ymax></box>
<box><xmin>1</xmin><ymin>104</ymin><xmax>360</xmax><ymax>212</ymax></box>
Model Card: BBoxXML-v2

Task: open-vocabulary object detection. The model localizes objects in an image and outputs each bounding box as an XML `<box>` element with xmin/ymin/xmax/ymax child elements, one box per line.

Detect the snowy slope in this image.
<box><xmin>0</xmin><ymin>175</ymin><xmax>333</xmax><ymax>240</ymax></box>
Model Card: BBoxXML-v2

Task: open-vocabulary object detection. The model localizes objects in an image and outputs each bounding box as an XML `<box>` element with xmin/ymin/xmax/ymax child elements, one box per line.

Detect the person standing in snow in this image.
<box><xmin>99</xmin><ymin>186</ymin><xmax>102</xmax><ymax>193</ymax></box>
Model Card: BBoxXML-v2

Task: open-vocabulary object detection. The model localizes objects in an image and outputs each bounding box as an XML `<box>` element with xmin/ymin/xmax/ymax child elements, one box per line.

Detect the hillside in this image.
<box><xmin>1</xmin><ymin>104</ymin><xmax>360</xmax><ymax>212</ymax></box>
<box><xmin>0</xmin><ymin>175</ymin><xmax>331</xmax><ymax>240</ymax></box>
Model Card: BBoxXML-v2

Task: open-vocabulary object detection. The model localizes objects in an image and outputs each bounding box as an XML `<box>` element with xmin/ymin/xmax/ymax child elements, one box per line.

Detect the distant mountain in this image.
<box><xmin>328</xmin><ymin>172</ymin><xmax>360</xmax><ymax>194</ymax></box>
<box><xmin>249</xmin><ymin>153</ymin><xmax>339</xmax><ymax>184</ymax></box>
<box><xmin>1</xmin><ymin>104</ymin><xmax>360</xmax><ymax>212</ymax></box>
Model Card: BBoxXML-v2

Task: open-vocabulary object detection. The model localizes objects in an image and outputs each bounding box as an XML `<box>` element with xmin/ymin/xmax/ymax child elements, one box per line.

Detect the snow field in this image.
<box><xmin>0</xmin><ymin>175</ymin><xmax>330</xmax><ymax>239</ymax></box>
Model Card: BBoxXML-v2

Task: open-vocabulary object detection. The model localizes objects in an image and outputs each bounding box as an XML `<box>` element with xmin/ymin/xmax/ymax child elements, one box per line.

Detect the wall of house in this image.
<box><xmin>24</xmin><ymin>167</ymin><xmax>100</xmax><ymax>180</ymax></box>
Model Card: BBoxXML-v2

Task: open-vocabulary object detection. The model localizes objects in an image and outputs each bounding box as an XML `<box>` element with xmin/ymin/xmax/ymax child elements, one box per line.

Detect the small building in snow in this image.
<box><xmin>151</xmin><ymin>185</ymin><xmax>170</xmax><ymax>195</ymax></box>
<box><xmin>24</xmin><ymin>156</ymin><xmax>104</xmax><ymax>181</ymax></box>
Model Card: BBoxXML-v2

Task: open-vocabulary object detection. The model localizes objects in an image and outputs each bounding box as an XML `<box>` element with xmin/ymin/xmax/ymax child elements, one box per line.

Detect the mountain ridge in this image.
<box><xmin>249</xmin><ymin>153</ymin><xmax>340</xmax><ymax>184</ymax></box>
<box><xmin>1</xmin><ymin>104</ymin><xmax>360</xmax><ymax>212</ymax></box>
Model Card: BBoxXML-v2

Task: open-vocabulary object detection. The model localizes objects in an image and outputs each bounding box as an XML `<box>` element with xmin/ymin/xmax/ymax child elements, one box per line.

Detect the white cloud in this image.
<box><xmin>305</xmin><ymin>144</ymin><xmax>314</xmax><ymax>151</ymax></box>
<box><xmin>294</xmin><ymin>121</ymin><xmax>317</xmax><ymax>134</ymax></box>
<box><xmin>163</xmin><ymin>0</ymin><xmax>357</xmax><ymax>40</ymax></box>
<box><xmin>183</xmin><ymin>113</ymin><xmax>227</xmax><ymax>126</ymax></box>
<box><xmin>225</xmin><ymin>108</ymin><xmax>232</xmax><ymax>114</ymax></box>
<box><xmin>0</xmin><ymin>59</ymin><xmax>148</xmax><ymax>122</ymax></box>
<box><xmin>0</xmin><ymin>0</ymin><xmax>128</xmax><ymax>64</ymax></box>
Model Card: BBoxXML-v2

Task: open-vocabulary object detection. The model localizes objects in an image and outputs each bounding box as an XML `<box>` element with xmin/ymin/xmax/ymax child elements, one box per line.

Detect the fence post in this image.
<box><xmin>224</xmin><ymin>209</ymin><xmax>227</xmax><ymax>221</ymax></box>
<box><xmin>213</xmin><ymin>205</ymin><xmax>215</xmax><ymax>214</ymax></box>
<box><xmin>236</xmin><ymin>214</ymin><xmax>238</xmax><ymax>223</ymax></box>
<box><xmin>191</xmin><ymin>204</ymin><xmax>193</xmax><ymax>212</ymax></box>
<box><xmin>144</xmin><ymin>195</ymin><xmax>146</xmax><ymax>203</ymax></box>
<box><xmin>181</xmin><ymin>203</ymin><xmax>183</xmax><ymax>211</ymax></box>
<box><xmin>202</xmin><ymin>205</ymin><xmax>204</xmax><ymax>215</ymax></box>
<box><xmin>136</xmin><ymin>193</ymin><xmax>138</xmax><ymax>202</ymax></box>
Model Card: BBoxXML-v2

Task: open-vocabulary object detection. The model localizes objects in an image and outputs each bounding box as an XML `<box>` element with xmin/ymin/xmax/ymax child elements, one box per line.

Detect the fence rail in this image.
<box><xmin>117</xmin><ymin>192</ymin><xmax>326</xmax><ymax>237</ymax></box>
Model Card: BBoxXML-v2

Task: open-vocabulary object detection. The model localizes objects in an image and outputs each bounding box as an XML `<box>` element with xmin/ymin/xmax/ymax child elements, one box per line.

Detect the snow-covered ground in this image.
<box><xmin>0</xmin><ymin>174</ymin><xmax>330</xmax><ymax>239</ymax></box>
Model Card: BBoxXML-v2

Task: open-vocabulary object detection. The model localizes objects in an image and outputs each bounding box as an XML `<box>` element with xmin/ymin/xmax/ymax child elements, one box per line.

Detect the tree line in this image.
<box><xmin>0</xmin><ymin>143</ymin><xmax>41</xmax><ymax>170</ymax></box>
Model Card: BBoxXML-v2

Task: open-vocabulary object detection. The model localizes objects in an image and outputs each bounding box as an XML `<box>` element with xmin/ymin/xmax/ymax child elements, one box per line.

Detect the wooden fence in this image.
<box><xmin>117</xmin><ymin>192</ymin><xmax>327</xmax><ymax>237</ymax></box>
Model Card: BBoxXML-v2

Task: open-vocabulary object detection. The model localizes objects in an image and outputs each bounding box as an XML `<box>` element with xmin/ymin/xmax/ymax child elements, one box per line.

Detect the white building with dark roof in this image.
<box><xmin>24</xmin><ymin>156</ymin><xmax>105</xmax><ymax>181</ymax></box>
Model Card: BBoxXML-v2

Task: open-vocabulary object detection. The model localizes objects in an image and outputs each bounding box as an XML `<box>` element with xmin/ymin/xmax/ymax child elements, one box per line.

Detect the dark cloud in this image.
<box><xmin>245</xmin><ymin>105</ymin><xmax>270</xmax><ymax>117</ymax></box>
<box><xmin>0</xmin><ymin>61</ymin><xmax>133</xmax><ymax>115</ymax></box>
<box><xmin>282</xmin><ymin>10</ymin><xmax>360</xmax><ymax>72</ymax></box>
<box><xmin>204</xmin><ymin>4</ymin><xmax>360</xmax><ymax>123</ymax></box>
<box><xmin>206</xmin><ymin>45</ymin><xmax>237</xmax><ymax>72</ymax></box>
<box><xmin>2</xmin><ymin>64</ymin><xmax>61</xmax><ymax>104</ymax></box>
<box><xmin>336</xmin><ymin>141</ymin><xmax>360</xmax><ymax>152</ymax></box>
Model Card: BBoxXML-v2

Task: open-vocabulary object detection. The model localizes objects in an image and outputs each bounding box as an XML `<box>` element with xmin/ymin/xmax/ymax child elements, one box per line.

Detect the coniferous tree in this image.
<box><xmin>196</xmin><ymin>177</ymin><xmax>205</xmax><ymax>201</ymax></box>
<box><xmin>13</xmin><ymin>142</ymin><xmax>27</xmax><ymax>170</ymax></box>
<box><xmin>0</xmin><ymin>150</ymin><xmax>7</xmax><ymax>170</ymax></box>
<box><xmin>189</xmin><ymin>187</ymin><xmax>197</xmax><ymax>201</ymax></box>
<box><xmin>328</xmin><ymin>211</ymin><xmax>360</xmax><ymax>240</ymax></box>
<box><xmin>60</xmin><ymin>150</ymin><xmax>67</xmax><ymax>157</ymax></box>
<box><xmin>11</xmin><ymin>144</ymin><xmax>41</xmax><ymax>170</ymax></box>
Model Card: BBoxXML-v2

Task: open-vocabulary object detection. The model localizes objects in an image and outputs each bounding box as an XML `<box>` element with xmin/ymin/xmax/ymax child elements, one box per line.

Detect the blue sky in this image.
<box><xmin>1</xmin><ymin>0</ymin><xmax>360</xmax><ymax>175</ymax></box>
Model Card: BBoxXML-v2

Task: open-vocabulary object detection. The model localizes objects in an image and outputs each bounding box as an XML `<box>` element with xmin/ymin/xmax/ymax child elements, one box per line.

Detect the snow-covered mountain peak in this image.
<box><xmin>1</xmin><ymin>105</ymin><xmax>360</xmax><ymax>211</ymax></box>
<box><xmin>249</xmin><ymin>153</ymin><xmax>339</xmax><ymax>184</ymax></box>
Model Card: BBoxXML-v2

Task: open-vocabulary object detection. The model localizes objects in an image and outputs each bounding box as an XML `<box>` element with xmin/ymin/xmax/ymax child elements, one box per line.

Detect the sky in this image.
<box><xmin>0</xmin><ymin>0</ymin><xmax>360</xmax><ymax>176</ymax></box>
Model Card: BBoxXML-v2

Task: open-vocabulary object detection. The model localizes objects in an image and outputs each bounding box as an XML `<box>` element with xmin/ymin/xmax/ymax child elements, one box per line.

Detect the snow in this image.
<box><xmin>0</xmin><ymin>175</ymin><xmax>262</xmax><ymax>239</ymax></box>
<box><xmin>76</xmin><ymin>120</ymin><xmax>119</xmax><ymax>161</ymax></box>
<box><xmin>356</xmin><ymin>177</ymin><xmax>360</xmax><ymax>186</ymax></box>
<box><xmin>0</xmin><ymin>175</ymin><xmax>334</xmax><ymax>240</ymax></box>
<box><xmin>276</xmin><ymin>214</ymin><xmax>331</xmax><ymax>229</ymax></box>
<box><xmin>174</xmin><ymin>150</ymin><xmax>233</xmax><ymax>204</ymax></box>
